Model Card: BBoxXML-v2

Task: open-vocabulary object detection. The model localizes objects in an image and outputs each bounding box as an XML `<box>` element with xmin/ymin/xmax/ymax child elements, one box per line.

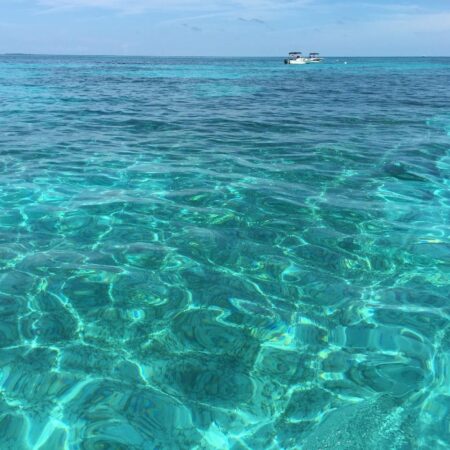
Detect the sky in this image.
<box><xmin>1</xmin><ymin>0</ymin><xmax>450</xmax><ymax>56</ymax></box>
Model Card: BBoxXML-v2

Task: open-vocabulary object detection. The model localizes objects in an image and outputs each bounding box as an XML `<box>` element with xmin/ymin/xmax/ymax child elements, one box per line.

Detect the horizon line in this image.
<box><xmin>2</xmin><ymin>53</ymin><xmax>450</xmax><ymax>58</ymax></box>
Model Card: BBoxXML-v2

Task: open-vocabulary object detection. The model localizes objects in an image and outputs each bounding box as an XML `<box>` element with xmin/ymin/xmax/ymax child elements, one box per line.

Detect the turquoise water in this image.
<box><xmin>0</xmin><ymin>55</ymin><xmax>449</xmax><ymax>449</ymax></box>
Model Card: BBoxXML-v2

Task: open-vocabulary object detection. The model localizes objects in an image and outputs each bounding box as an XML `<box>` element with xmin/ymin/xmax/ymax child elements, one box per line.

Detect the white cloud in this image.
<box><xmin>35</xmin><ymin>0</ymin><xmax>203</xmax><ymax>15</ymax></box>
<box><xmin>36</xmin><ymin>0</ymin><xmax>312</xmax><ymax>13</ymax></box>
<box><xmin>383</xmin><ymin>11</ymin><xmax>450</xmax><ymax>33</ymax></box>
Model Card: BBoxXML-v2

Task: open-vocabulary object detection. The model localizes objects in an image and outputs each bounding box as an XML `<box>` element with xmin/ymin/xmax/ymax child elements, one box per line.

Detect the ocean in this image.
<box><xmin>0</xmin><ymin>55</ymin><xmax>449</xmax><ymax>449</ymax></box>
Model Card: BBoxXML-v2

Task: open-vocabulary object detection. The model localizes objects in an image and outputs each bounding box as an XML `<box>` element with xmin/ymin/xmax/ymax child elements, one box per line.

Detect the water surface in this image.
<box><xmin>0</xmin><ymin>55</ymin><xmax>450</xmax><ymax>449</ymax></box>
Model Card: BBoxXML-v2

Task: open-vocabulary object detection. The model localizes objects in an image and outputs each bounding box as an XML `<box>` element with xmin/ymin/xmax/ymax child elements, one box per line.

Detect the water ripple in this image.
<box><xmin>0</xmin><ymin>55</ymin><xmax>450</xmax><ymax>449</ymax></box>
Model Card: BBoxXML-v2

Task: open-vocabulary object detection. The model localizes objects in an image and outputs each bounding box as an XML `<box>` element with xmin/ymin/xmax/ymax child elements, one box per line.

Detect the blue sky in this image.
<box><xmin>1</xmin><ymin>0</ymin><xmax>450</xmax><ymax>56</ymax></box>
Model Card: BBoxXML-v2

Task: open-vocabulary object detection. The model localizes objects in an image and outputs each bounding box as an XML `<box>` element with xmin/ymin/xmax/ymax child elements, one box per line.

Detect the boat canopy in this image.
<box><xmin>309</xmin><ymin>52</ymin><xmax>320</xmax><ymax>56</ymax></box>
<box><xmin>289</xmin><ymin>52</ymin><xmax>302</xmax><ymax>55</ymax></box>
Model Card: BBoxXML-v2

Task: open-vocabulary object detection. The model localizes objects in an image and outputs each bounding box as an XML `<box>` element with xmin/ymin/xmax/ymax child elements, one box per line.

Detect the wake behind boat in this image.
<box><xmin>284</xmin><ymin>51</ymin><xmax>323</xmax><ymax>64</ymax></box>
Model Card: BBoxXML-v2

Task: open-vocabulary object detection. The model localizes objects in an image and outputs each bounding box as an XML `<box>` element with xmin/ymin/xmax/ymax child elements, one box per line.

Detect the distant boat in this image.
<box><xmin>284</xmin><ymin>52</ymin><xmax>308</xmax><ymax>65</ymax></box>
<box><xmin>308</xmin><ymin>52</ymin><xmax>323</xmax><ymax>63</ymax></box>
<box><xmin>284</xmin><ymin>51</ymin><xmax>324</xmax><ymax>64</ymax></box>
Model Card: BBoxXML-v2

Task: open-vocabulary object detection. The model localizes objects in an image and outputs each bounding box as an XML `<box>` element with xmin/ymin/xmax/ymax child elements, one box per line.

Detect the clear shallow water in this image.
<box><xmin>0</xmin><ymin>55</ymin><xmax>449</xmax><ymax>449</ymax></box>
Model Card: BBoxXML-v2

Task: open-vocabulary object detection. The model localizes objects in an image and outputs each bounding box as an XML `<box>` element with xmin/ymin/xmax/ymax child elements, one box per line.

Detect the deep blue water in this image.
<box><xmin>0</xmin><ymin>55</ymin><xmax>450</xmax><ymax>449</ymax></box>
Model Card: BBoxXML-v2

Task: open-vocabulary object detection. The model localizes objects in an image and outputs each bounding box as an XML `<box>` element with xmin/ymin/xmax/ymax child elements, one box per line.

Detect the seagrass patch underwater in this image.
<box><xmin>0</xmin><ymin>55</ymin><xmax>449</xmax><ymax>449</ymax></box>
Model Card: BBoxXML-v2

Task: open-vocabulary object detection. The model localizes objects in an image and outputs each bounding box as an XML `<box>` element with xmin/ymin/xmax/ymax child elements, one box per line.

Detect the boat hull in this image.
<box><xmin>285</xmin><ymin>58</ymin><xmax>308</xmax><ymax>65</ymax></box>
<box><xmin>285</xmin><ymin>58</ymin><xmax>323</xmax><ymax>65</ymax></box>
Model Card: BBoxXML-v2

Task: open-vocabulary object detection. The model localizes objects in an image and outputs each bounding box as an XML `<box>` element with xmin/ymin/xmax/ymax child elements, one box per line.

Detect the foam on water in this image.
<box><xmin>0</xmin><ymin>55</ymin><xmax>449</xmax><ymax>449</ymax></box>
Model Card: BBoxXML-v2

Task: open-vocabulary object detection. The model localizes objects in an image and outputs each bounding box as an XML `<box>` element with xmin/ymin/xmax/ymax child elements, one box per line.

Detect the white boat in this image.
<box><xmin>284</xmin><ymin>51</ymin><xmax>324</xmax><ymax>64</ymax></box>
<box><xmin>284</xmin><ymin>52</ymin><xmax>308</xmax><ymax>65</ymax></box>
<box><xmin>308</xmin><ymin>52</ymin><xmax>323</xmax><ymax>63</ymax></box>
